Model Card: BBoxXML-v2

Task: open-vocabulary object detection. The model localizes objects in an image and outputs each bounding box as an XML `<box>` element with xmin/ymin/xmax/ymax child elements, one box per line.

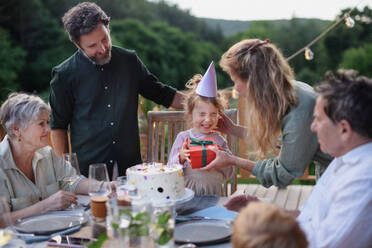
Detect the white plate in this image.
<box><xmin>174</xmin><ymin>219</ymin><xmax>232</xmax><ymax>245</ymax></box>
<box><xmin>14</xmin><ymin>212</ymin><xmax>88</xmax><ymax>235</ymax></box>
<box><xmin>173</xmin><ymin>188</ymin><xmax>194</xmax><ymax>205</ymax></box>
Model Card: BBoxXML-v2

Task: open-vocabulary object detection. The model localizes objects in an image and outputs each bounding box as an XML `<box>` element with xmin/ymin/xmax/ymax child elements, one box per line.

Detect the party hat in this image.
<box><xmin>196</xmin><ymin>61</ymin><xmax>218</xmax><ymax>97</ymax></box>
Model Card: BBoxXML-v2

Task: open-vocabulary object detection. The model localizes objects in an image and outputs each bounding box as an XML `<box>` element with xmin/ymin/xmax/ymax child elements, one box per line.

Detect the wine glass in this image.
<box><xmin>88</xmin><ymin>163</ymin><xmax>111</xmax><ymax>198</ymax></box>
<box><xmin>62</xmin><ymin>153</ymin><xmax>81</xmax><ymax>209</ymax></box>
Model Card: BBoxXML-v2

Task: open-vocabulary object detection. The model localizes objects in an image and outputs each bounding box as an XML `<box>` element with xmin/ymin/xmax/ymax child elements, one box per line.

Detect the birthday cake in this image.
<box><xmin>126</xmin><ymin>163</ymin><xmax>185</xmax><ymax>202</ymax></box>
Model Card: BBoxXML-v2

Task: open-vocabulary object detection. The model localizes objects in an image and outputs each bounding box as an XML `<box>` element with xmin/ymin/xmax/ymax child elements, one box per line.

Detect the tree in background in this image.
<box><xmin>0</xmin><ymin>28</ymin><xmax>26</xmax><ymax>100</ymax></box>
<box><xmin>0</xmin><ymin>0</ymin><xmax>370</xmax><ymax>103</ymax></box>
<box><xmin>340</xmin><ymin>44</ymin><xmax>372</xmax><ymax>77</ymax></box>
<box><xmin>323</xmin><ymin>7</ymin><xmax>372</xmax><ymax>73</ymax></box>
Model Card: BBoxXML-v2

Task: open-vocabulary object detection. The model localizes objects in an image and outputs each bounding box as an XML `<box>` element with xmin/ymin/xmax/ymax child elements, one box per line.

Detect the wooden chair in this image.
<box><xmin>146</xmin><ymin>109</ymin><xmax>238</xmax><ymax>196</ymax></box>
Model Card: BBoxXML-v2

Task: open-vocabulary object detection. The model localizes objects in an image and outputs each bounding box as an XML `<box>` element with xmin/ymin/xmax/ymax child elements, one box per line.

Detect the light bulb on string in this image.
<box><xmin>232</xmin><ymin>88</ymin><xmax>238</xmax><ymax>99</ymax></box>
<box><xmin>345</xmin><ymin>14</ymin><xmax>355</xmax><ymax>28</ymax></box>
<box><xmin>304</xmin><ymin>47</ymin><xmax>314</xmax><ymax>60</ymax></box>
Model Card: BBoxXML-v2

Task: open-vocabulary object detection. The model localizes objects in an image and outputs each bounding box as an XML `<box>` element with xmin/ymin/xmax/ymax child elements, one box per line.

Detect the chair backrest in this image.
<box><xmin>146</xmin><ymin>109</ymin><xmax>238</xmax><ymax>196</ymax></box>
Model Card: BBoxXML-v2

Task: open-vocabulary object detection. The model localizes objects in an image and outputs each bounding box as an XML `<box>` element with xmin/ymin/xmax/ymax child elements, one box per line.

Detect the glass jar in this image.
<box><xmin>151</xmin><ymin>200</ymin><xmax>175</xmax><ymax>248</ymax></box>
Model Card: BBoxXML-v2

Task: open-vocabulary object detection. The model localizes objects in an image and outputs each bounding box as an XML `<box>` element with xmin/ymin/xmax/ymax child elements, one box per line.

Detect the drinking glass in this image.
<box><xmin>62</xmin><ymin>153</ymin><xmax>81</xmax><ymax>209</ymax></box>
<box><xmin>151</xmin><ymin>200</ymin><xmax>175</xmax><ymax>248</ymax></box>
<box><xmin>88</xmin><ymin>163</ymin><xmax>112</xmax><ymax>197</ymax></box>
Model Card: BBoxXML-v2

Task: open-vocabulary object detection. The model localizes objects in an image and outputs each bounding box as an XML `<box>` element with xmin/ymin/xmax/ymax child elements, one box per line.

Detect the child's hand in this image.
<box><xmin>179</xmin><ymin>141</ymin><xmax>191</xmax><ymax>164</ymax></box>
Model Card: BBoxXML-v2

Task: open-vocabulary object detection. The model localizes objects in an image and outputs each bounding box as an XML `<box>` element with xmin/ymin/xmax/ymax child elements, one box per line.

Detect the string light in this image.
<box><xmin>287</xmin><ymin>0</ymin><xmax>365</xmax><ymax>61</ymax></box>
<box><xmin>345</xmin><ymin>14</ymin><xmax>355</xmax><ymax>28</ymax></box>
<box><xmin>232</xmin><ymin>88</ymin><xmax>238</xmax><ymax>99</ymax></box>
<box><xmin>304</xmin><ymin>48</ymin><xmax>314</xmax><ymax>60</ymax></box>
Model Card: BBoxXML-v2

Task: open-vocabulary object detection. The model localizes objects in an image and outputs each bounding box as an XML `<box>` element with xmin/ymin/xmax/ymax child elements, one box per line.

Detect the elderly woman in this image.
<box><xmin>203</xmin><ymin>39</ymin><xmax>332</xmax><ymax>189</ymax></box>
<box><xmin>0</xmin><ymin>93</ymin><xmax>90</xmax><ymax>223</ymax></box>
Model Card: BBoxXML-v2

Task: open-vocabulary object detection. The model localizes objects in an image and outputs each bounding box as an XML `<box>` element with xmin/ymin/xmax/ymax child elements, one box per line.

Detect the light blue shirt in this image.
<box><xmin>297</xmin><ymin>142</ymin><xmax>372</xmax><ymax>248</ymax></box>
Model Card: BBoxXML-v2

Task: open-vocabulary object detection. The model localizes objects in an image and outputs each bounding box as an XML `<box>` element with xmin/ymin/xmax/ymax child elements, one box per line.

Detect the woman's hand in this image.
<box><xmin>223</xmin><ymin>194</ymin><xmax>259</xmax><ymax>212</ymax></box>
<box><xmin>179</xmin><ymin>141</ymin><xmax>191</xmax><ymax>164</ymax></box>
<box><xmin>200</xmin><ymin>146</ymin><xmax>234</xmax><ymax>171</ymax></box>
<box><xmin>214</xmin><ymin>112</ymin><xmax>236</xmax><ymax>135</ymax></box>
<box><xmin>215</xmin><ymin>112</ymin><xmax>247</xmax><ymax>138</ymax></box>
<box><xmin>42</xmin><ymin>190</ymin><xmax>77</xmax><ymax>212</ymax></box>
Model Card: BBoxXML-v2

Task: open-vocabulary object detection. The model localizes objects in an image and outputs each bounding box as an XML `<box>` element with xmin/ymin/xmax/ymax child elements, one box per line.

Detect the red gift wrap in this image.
<box><xmin>186</xmin><ymin>137</ymin><xmax>217</xmax><ymax>169</ymax></box>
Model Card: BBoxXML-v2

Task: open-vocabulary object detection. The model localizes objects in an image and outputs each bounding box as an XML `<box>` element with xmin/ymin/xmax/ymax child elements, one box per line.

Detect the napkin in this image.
<box><xmin>189</xmin><ymin>206</ymin><xmax>238</xmax><ymax>220</ymax></box>
<box><xmin>18</xmin><ymin>224</ymin><xmax>81</xmax><ymax>244</ymax></box>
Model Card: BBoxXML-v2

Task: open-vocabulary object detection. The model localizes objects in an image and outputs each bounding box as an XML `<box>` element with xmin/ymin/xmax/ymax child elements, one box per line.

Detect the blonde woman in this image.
<box><xmin>203</xmin><ymin>39</ymin><xmax>332</xmax><ymax>191</ymax></box>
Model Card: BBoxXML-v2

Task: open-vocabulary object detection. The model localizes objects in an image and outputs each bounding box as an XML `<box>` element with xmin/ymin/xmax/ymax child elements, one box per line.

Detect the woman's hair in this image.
<box><xmin>0</xmin><ymin>93</ymin><xmax>50</xmax><ymax>138</ymax></box>
<box><xmin>232</xmin><ymin>202</ymin><xmax>308</xmax><ymax>248</ymax></box>
<box><xmin>62</xmin><ymin>2</ymin><xmax>110</xmax><ymax>44</ymax></box>
<box><xmin>220</xmin><ymin>39</ymin><xmax>297</xmax><ymax>157</ymax></box>
<box><xmin>184</xmin><ymin>74</ymin><xmax>227</xmax><ymax>124</ymax></box>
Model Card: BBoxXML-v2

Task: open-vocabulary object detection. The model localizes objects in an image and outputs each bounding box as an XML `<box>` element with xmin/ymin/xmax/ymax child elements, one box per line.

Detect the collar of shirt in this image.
<box><xmin>77</xmin><ymin>48</ymin><xmax>112</xmax><ymax>71</ymax></box>
<box><xmin>332</xmin><ymin>142</ymin><xmax>372</xmax><ymax>174</ymax></box>
<box><xmin>189</xmin><ymin>129</ymin><xmax>219</xmax><ymax>139</ymax></box>
<box><xmin>0</xmin><ymin>135</ymin><xmax>46</xmax><ymax>171</ymax></box>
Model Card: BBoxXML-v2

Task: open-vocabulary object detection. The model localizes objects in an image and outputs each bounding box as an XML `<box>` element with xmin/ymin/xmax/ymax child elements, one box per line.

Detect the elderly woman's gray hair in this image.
<box><xmin>0</xmin><ymin>93</ymin><xmax>50</xmax><ymax>137</ymax></box>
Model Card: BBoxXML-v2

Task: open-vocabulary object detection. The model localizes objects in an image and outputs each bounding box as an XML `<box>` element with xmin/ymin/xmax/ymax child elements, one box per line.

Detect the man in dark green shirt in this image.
<box><xmin>49</xmin><ymin>2</ymin><xmax>184</xmax><ymax>177</ymax></box>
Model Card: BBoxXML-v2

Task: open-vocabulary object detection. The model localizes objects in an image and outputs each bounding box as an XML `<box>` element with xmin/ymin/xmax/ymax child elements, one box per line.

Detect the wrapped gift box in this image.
<box><xmin>186</xmin><ymin>137</ymin><xmax>217</xmax><ymax>169</ymax></box>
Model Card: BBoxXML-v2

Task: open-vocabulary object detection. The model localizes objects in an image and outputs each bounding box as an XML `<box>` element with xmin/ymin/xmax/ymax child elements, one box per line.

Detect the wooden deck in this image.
<box><xmin>231</xmin><ymin>184</ymin><xmax>314</xmax><ymax>210</ymax></box>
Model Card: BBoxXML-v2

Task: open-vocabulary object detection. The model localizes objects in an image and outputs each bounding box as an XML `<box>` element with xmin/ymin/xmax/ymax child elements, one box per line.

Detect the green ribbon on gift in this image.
<box><xmin>189</xmin><ymin>138</ymin><xmax>216</xmax><ymax>167</ymax></box>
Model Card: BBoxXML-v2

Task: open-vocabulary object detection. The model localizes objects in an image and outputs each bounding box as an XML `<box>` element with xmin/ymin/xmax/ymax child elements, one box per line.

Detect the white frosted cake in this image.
<box><xmin>126</xmin><ymin>163</ymin><xmax>185</xmax><ymax>201</ymax></box>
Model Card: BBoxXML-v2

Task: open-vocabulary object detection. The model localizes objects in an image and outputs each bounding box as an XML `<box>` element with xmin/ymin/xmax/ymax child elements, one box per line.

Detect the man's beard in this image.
<box><xmin>90</xmin><ymin>47</ymin><xmax>112</xmax><ymax>65</ymax></box>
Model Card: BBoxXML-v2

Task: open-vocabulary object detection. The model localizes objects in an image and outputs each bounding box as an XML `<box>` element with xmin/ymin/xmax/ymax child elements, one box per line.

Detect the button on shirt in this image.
<box><xmin>49</xmin><ymin>46</ymin><xmax>176</xmax><ymax>177</ymax></box>
<box><xmin>297</xmin><ymin>142</ymin><xmax>372</xmax><ymax>248</ymax></box>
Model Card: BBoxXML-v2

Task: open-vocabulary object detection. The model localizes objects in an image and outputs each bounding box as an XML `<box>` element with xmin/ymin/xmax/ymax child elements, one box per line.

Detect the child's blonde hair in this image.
<box><xmin>232</xmin><ymin>202</ymin><xmax>308</xmax><ymax>248</ymax></box>
<box><xmin>184</xmin><ymin>74</ymin><xmax>227</xmax><ymax>125</ymax></box>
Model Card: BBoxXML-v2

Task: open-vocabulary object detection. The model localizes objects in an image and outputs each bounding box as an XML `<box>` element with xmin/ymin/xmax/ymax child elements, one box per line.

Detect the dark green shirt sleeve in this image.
<box><xmin>49</xmin><ymin>67</ymin><xmax>73</xmax><ymax>130</ymax></box>
<box><xmin>135</xmin><ymin>54</ymin><xmax>176</xmax><ymax>108</ymax></box>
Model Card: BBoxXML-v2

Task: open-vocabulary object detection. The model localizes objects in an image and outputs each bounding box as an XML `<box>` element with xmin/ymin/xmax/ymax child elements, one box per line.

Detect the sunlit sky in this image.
<box><xmin>159</xmin><ymin>0</ymin><xmax>371</xmax><ymax>21</ymax></box>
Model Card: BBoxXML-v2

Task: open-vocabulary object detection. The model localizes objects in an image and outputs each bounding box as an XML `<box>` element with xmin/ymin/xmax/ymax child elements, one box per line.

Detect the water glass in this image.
<box><xmin>88</xmin><ymin>163</ymin><xmax>111</xmax><ymax>198</ymax></box>
<box><xmin>130</xmin><ymin>198</ymin><xmax>152</xmax><ymax>248</ymax></box>
<box><xmin>151</xmin><ymin>200</ymin><xmax>175</xmax><ymax>248</ymax></box>
<box><xmin>107</xmin><ymin>201</ymin><xmax>131</xmax><ymax>247</ymax></box>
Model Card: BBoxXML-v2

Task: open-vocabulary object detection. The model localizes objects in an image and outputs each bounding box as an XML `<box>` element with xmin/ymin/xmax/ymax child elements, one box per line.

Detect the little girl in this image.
<box><xmin>167</xmin><ymin>62</ymin><xmax>233</xmax><ymax>196</ymax></box>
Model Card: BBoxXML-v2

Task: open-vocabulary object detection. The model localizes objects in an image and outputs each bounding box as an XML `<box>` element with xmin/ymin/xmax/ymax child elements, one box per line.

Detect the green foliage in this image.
<box><xmin>0</xmin><ymin>28</ymin><xmax>26</xmax><ymax>101</ymax></box>
<box><xmin>0</xmin><ymin>0</ymin><xmax>370</xmax><ymax>108</ymax></box>
<box><xmin>154</xmin><ymin>211</ymin><xmax>173</xmax><ymax>245</ymax></box>
<box><xmin>340</xmin><ymin>43</ymin><xmax>372</xmax><ymax>77</ymax></box>
<box><xmin>111</xmin><ymin>18</ymin><xmax>223</xmax><ymax>90</ymax></box>
<box><xmin>323</xmin><ymin>7</ymin><xmax>372</xmax><ymax>71</ymax></box>
<box><xmin>87</xmin><ymin>233</ymin><xmax>107</xmax><ymax>248</ymax></box>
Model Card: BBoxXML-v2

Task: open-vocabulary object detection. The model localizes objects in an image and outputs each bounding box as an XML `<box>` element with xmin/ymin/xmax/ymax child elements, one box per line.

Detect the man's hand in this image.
<box><xmin>200</xmin><ymin>146</ymin><xmax>233</xmax><ymax>171</ymax></box>
<box><xmin>43</xmin><ymin>191</ymin><xmax>77</xmax><ymax>212</ymax></box>
<box><xmin>179</xmin><ymin>141</ymin><xmax>191</xmax><ymax>164</ymax></box>
<box><xmin>170</xmin><ymin>91</ymin><xmax>186</xmax><ymax>110</ymax></box>
<box><xmin>223</xmin><ymin>194</ymin><xmax>259</xmax><ymax>212</ymax></box>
